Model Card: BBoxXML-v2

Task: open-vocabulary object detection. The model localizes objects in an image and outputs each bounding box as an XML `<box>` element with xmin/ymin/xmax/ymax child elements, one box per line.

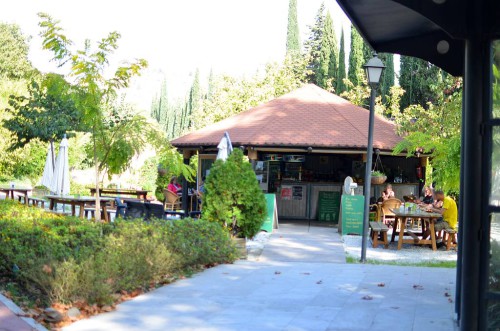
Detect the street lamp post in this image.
<box><xmin>361</xmin><ymin>53</ymin><xmax>385</xmax><ymax>263</ymax></box>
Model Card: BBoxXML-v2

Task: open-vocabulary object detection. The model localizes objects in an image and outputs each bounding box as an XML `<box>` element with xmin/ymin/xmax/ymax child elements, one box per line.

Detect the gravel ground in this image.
<box><xmin>245</xmin><ymin>231</ymin><xmax>272</xmax><ymax>260</ymax></box>
<box><xmin>342</xmin><ymin>229</ymin><xmax>458</xmax><ymax>264</ymax></box>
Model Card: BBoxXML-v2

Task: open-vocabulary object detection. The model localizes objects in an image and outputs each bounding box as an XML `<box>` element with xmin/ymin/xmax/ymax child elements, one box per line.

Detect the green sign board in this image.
<box><xmin>317</xmin><ymin>191</ymin><xmax>341</xmax><ymax>223</ymax></box>
<box><xmin>260</xmin><ymin>193</ymin><xmax>278</xmax><ymax>233</ymax></box>
<box><xmin>341</xmin><ymin>195</ymin><xmax>365</xmax><ymax>235</ymax></box>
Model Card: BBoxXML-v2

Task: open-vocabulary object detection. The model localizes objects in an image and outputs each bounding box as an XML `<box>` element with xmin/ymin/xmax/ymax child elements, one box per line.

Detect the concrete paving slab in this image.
<box><xmin>64</xmin><ymin>222</ymin><xmax>457</xmax><ymax>331</ymax></box>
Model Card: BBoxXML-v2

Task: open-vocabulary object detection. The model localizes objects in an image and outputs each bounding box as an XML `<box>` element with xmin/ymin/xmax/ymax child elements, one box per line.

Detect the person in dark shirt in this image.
<box><xmin>418</xmin><ymin>186</ymin><xmax>434</xmax><ymax>206</ymax></box>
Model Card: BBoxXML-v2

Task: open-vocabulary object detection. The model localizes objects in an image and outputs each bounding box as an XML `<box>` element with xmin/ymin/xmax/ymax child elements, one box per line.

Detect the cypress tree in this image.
<box><xmin>207</xmin><ymin>68</ymin><xmax>215</xmax><ymax>100</ymax></box>
<box><xmin>324</xmin><ymin>11</ymin><xmax>338</xmax><ymax>89</ymax></box>
<box><xmin>317</xmin><ymin>13</ymin><xmax>331</xmax><ymax>88</ymax></box>
<box><xmin>336</xmin><ymin>28</ymin><xmax>347</xmax><ymax>94</ymax></box>
<box><xmin>378</xmin><ymin>53</ymin><xmax>395</xmax><ymax>102</ymax></box>
<box><xmin>399</xmin><ymin>55</ymin><xmax>441</xmax><ymax>109</ymax></box>
<box><xmin>347</xmin><ymin>25</ymin><xmax>364</xmax><ymax>87</ymax></box>
<box><xmin>362</xmin><ymin>40</ymin><xmax>373</xmax><ymax>64</ymax></box>
<box><xmin>286</xmin><ymin>0</ymin><xmax>300</xmax><ymax>54</ymax></box>
<box><xmin>186</xmin><ymin>69</ymin><xmax>201</xmax><ymax>130</ymax></box>
<box><xmin>304</xmin><ymin>2</ymin><xmax>325</xmax><ymax>83</ymax></box>
<box><xmin>150</xmin><ymin>79</ymin><xmax>168</xmax><ymax>130</ymax></box>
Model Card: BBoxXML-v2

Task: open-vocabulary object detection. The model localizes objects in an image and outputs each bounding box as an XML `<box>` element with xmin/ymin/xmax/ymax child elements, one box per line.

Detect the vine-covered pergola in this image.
<box><xmin>335</xmin><ymin>0</ymin><xmax>500</xmax><ymax>329</ymax></box>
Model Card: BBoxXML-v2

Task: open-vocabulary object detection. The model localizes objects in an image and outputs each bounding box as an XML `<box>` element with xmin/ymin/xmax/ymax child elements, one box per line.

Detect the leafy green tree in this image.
<box><xmin>347</xmin><ymin>25</ymin><xmax>364</xmax><ymax>87</ymax></box>
<box><xmin>304</xmin><ymin>2</ymin><xmax>325</xmax><ymax>83</ymax></box>
<box><xmin>4</xmin><ymin>73</ymin><xmax>83</xmax><ymax>153</ymax></box>
<box><xmin>38</xmin><ymin>12</ymin><xmax>147</xmax><ymax>220</ymax></box>
<box><xmin>393</xmin><ymin>77</ymin><xmax>462</xmax><ymax>193</ymax></box>
<box><xmin>336</xmin><ymin>29</ymin><xmax>347</xmax><ymax>94</ymax></box>
<box><xmin>195</xmin><ymin>54</ymin><xmax>311</xmax><ymax>129</ymax></box>
<box><xmin>0</xmin><ymin>22</ymin><xmax>42</xmax><ymax>183</ymax></box>
<box><xmin>89</xmin><ymin>98</ymin><xmax>163</xmax><ymax>180</ymax></box>
<box><xmin>399</xmin><ymin>55</ymin><xmax>442</xmax><ymax>110</ymax></box>
<box><xmin>0</xmin><ymin>23</ymin><xmax>35</xmax><ymax>80</ymax></box>
<box><xmin>286</xmin><ymin>0</ymin><xmax>300</xmax><ymax>55</ymax></box>
<box><xmin>203</xmin><ymin>149</ymin><xmax>266</xmax><ymax>238</ymax></box>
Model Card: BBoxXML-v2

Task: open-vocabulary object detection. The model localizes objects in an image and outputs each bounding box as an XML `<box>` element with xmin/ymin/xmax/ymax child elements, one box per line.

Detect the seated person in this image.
<box><xmin>195</xmin><ymin>177</ymin><xmax>205</xmax><ymax>198</ymax></box>
<box><xmin>167</xmin><ymin>176</ymin><xmax>182</xmax><ymax>195</ymax></box>
<box><xmin>381</xmin><ymin>184</ymin><xmax>395</xmax><ymax>201</ymax></box>
<box><xmin>422</xmin><ymin>190</ymin><xmax>458</xmax><ymax>239</ymax></box>
<box><xmin>417</xmin><ymin>186</ymin><xmax>434</xmax><ymax>206</ymax></box>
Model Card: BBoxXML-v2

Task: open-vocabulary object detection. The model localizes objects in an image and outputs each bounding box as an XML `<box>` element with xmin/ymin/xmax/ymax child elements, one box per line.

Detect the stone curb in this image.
<box><xmin>0</xmin><ymin>293</ymin><xmax>47</xmax><ymax>331</ymax></box>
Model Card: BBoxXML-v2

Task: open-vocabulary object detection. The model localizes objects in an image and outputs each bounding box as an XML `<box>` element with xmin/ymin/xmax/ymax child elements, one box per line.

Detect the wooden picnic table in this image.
<box><xmin>46</xmin><ymin>195</ymin><xmax>113</xmax><ymax>222</ymax></box>
<box><xmin>89</xmin><ymin>188</ymin><xmax>149</xmax><ymax>200</ymax></box>
<box><xmin>390</xmin><ymin>208</ymin><xmax>443</xmax><ymax>251</ymax></box>
<box><xmin>0</xmin><ymin>186</ymin><xmax>32</xmax><ymax>205</ymax></box>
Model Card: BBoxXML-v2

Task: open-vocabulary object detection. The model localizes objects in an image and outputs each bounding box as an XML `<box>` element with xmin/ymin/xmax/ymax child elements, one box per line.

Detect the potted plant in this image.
<box><xmin>203</xmin><ymin>149</ymin><xmax>267</xmax><ymax>258</ymax></box>
<box><xmin>371</xmin><ymin>170</ymin><xmax>387</xmax><ymax>185</ymax></box>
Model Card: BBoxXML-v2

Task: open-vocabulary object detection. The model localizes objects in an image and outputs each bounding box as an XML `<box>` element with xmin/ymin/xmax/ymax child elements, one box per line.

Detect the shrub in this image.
<box><xmin>0</xmin><ymin>200</ymin><xmax>237</xmax><ymax>306</ymax></box>
<box><xmin>203</xmin><ymin>149</ymin><xmax>267</xmax><ymax>238</ymax></box>
<box><xmin>165</xmin><ymin>218</ymin><xmax>238</xmax><ymax>268</ymax></box>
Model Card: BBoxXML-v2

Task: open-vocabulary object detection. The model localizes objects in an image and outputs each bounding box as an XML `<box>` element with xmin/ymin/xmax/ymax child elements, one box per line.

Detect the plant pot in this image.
<box><xmin>232</xmin><ymin>237</ymin><xmax>247</xmax><ymax>259</ymax></box>
<box><xmin>371</xmin><ymin>175</ymin><xmax>387</xmax><ymax>185</ymax></box>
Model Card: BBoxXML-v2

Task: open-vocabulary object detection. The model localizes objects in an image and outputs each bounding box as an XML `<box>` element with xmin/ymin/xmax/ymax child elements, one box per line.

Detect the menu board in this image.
<box><xmin>260</xmin><ymin>194</ymin><xmax>279</xmax><ymax>233</ymax></box>
<box><xmin>317</xmin><ymin>191</ymin><xmax>341</xmax><ymax>223</ymax></box>
<box><xmin>292</xmin><ymin>186</ymin><xmax>303</xmax><ymax>200</ymax></box>
<box><xmin>341</xmin><ymin>195</ymin><xmax>365</xmax><ymax>235</ymax></box>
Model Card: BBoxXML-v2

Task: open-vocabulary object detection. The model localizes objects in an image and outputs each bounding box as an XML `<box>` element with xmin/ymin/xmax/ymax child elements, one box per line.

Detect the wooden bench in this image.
<box><xmin>443</xmin><ymin>228</ymin><xmax>457</xmax><ymax>251</ymax></box>
<box><xmin>369</xmin><ymin>221</ymin><xmax>389</xmax><ymax>249</ymax></box>
<box><xmin>28</xmin><ymin>197</ymin><xmax>46</xmax><ymax>208</ymax></box>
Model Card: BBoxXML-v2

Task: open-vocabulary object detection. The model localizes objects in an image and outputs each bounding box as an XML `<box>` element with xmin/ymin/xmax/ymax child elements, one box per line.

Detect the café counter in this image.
<box><xmin>275</xmin><ymin>182</ymin><xmax>420</xmax><ymax>220</ymax></box>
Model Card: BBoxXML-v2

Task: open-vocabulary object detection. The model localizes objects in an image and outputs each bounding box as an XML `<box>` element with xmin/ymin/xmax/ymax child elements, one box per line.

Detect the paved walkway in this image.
<box><xmin>64</xmin><ymin>222</ymin><xmax>457</xmax><ymax>331</ymax></box>
<box><xmin>0</xmin><ymin>294</ymin><xmax>45</xmax><ymax>331</ymax></box>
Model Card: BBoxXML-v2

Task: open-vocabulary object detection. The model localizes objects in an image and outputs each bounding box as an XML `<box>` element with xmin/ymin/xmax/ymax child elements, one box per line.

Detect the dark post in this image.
<box><xmin>361</xmin><ymin>87</ymin><xmax>376</xmax><ymax>262</ymax></box>
<box><xmin>455</xmin><ymin>86</ymin><xmax>466</xmax><ymax>322</ymax></box>
<box><xmin>460</xmin><ymin>18</ymin><xmax>490</xmax><ymax>328</ymax></box>
<box><xmin>181</xmin><ymin>150</ymin><xmax>191</xmax><ymax>216</ymax></box>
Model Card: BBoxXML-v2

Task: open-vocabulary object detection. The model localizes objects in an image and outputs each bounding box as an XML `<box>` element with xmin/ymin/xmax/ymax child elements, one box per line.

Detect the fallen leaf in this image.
<box><xmin>390</xmin><ymin>306</ymin><xmax>400</xmax><ymax>309</ymax></box>
<box><xmin>377</xmin><ymin>283</ymin><xmax>385</xmax><ymax>287</ymax></box>
<box><xmin>274</xmin><ymin>271</ymin><xmax>281</xmax><ymax>275</ymax></box>
<box><xmin>101</xmin><ymin>305</ymin><xmax>113</xmax><ymax>312</ymax></box>
<box><xmin>316</xmin><ymin>280</ymin><xmax>323</xmax><ymax>284</ymax></box>
<box><xmin>362</xmin><ymin>295</ymin><xmax>373</xmax><ymax>300</ymax></box>
<box><xmin>222</xmin><ymin>272</ymin><xmax>229</xmax><ymax>275</ymax></box>
<box><xmin>444</xmin><ymin>292</ymin><xmax>451</xmax><ymax>297</ymax></box>
<box><xmin>42</xmin><ymin>264</ymin><xmax>52</xmax><ymax>274</ymax></box>
<box><xmin>302</xmin><ymin>272</ymin><xmax>310</xmax><ymax>275</ymax></box>
<box><xmin>448</xmin><ymin>298</ymin><xmax>454</xmax><ymax>303</ymax></box>
<box><xmin>413</xmin><ymin>284</ymin><xmax>424</xmax><ymax>290</ymax></box>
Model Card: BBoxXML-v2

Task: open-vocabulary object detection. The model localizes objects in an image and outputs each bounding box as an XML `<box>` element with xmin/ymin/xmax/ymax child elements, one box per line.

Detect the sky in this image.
<box><xmin>0</xmin><ymin>0</ymin><xmax>355</xmax><ymax>109</ymax></box>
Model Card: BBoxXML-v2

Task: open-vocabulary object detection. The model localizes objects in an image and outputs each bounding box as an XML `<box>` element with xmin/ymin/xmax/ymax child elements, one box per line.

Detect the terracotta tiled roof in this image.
<box><xmin>171</xmin><ymin>84</ymin><xmax>402</xmax><ymax>151</ymax></box>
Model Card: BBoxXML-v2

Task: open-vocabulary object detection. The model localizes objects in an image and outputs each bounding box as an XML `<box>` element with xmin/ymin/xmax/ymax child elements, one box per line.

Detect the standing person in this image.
<box><xmin>167</xmin><ymin>176</ymin><xmax>182</xmax><ymax>195</ymax></box>
<box><xmin>422</xmin><ymin>190</ymin><xmax>458</xmax><ymax>239</ymax></box>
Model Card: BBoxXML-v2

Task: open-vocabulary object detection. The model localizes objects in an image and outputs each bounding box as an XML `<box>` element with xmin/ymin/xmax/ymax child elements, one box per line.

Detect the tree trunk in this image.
<box><xmin>93</xmin><ymin>130</ymin><xmax>101</xmax><ymax>221</ymax></box>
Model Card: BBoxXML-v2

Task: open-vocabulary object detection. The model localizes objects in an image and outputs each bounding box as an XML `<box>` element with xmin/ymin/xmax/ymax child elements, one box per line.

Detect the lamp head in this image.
<box><xmin>364</xmin><ymin>53</ymin><xmax>385</xmax><ymax>87</ymax></box>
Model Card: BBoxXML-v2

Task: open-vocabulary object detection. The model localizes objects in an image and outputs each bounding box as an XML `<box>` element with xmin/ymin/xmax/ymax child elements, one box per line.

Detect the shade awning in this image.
<box><xmin>336</xmin><ymin>0</ymin><xmax>500</xmax><ymax>76</ymax></box>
